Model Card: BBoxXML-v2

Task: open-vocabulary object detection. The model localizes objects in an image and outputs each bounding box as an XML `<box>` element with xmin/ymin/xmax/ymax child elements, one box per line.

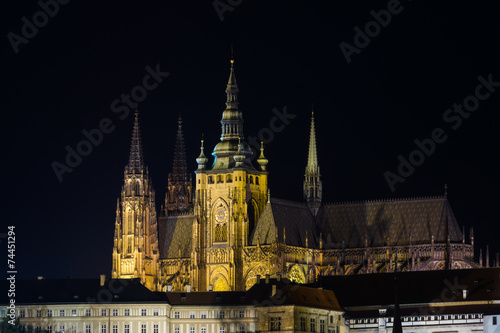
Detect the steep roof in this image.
<box><xmin>250</xmin><ymin>198</ymin><xmax>317</xmax><ymax>247</ymax></box>
<box><xmin>158</xmin><ymin>214</ymin><xmax>195</xmax><ymax>259</ymax></box>
<box><xmin>316</xmin><ymin>268</ymin><xmax>500</xmax><ymax>308</ymax></box>
<box><xmin>317</xmin><ymin>196</ymin><xmax>462</xmax><ymax>248</ymax></box>
<box><xmin>0</xmin><ymin>278</ymin><xmax>164</xmax><ymax>305</ymax></box>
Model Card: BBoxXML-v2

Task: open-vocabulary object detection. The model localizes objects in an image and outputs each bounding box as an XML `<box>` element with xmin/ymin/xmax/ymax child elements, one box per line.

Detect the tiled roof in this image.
<box><xmin>317</xmin><ymin>197</ymin><xmax>462</xmax><ymax>248</ymax></box>
<box><xmin>317</xmin><ymin>268</ymin><xmax>500</xmax><ymax>308</ymax></box>
<box><xmin>158</xmin><ymin>214</ymin><xmax>195</xmax><ymax>259</ymax></box>
<box><xmin>0</xmin><ymin>278</ymin><xmax>164</xmax><ymax>305</ymax></box>
<box><xmin>165</xmin><ymin>291</ymin><xmax>248</xmax><ymax>305</ymax></box>
<box><xmin>250</xmin><ymin>198</ymin><xmax>317</xmax><ymax>247</ymax></box>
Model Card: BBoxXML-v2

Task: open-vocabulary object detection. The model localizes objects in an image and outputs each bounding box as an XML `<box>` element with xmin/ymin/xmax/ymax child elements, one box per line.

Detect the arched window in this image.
<box><xmin>226</xmin><ymin>174</ymin><xmax>232</xmax><ymax>183</ymax></box>
<box><xmin>249</xmin><ymin>176</ymin><xmax>254</xmax><ymax>184</ymax></box>
<box><xmin>126</xmin><ymin>210</ymin><xmax>133</xmax><ymax>234</ymax></box>
<box><xmin>255</xmin><ymin>177</ymin><xmax>259</xmax><ymax>185</ymax></box>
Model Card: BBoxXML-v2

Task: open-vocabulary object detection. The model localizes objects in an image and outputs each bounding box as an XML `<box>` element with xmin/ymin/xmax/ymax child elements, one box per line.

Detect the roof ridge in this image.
<box><xmin>325</xmin><ymin>195</ymin><xmax>446</xmax><ymax>206</ymax></box>
<box><xmin>271</xmin><ymin>197</ymin><xmax>308</xmax><ymax>207</ymax></box>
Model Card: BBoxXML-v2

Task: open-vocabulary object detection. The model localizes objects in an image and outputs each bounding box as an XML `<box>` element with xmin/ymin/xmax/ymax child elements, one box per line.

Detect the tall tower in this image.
<box><xmin>192</xmin><ymin>59</ymin><xmax>268</xmax><ymax>291</ymax></box>
<box><xmin>165</xmin><ymin>115</ymin><xmax>193</xmax><ymax>214</ymax></box>
<box><xmin>304</xmin><ymin>110</ymin><xmax>322</xmax><ymax>216</ymax></box>
<box><xmin>112</xmin><ymin>112</ymin><xmax>160</xmax><ymax>291</ymax></box>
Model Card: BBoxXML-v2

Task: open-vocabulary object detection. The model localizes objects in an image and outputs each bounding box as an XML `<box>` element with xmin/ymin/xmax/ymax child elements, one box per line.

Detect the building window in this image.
<box><xmin>36</xmin><ymin>310</ymin><xmax>41</xmax><ymax>317</ymax></box>
<box><xmin>175</xmin><ymin>327</ymin><xmax>180</xmax><ymax>333</ymax></box>
<box><xmin>154</xmin><ymin>309</ymin><xmax>159</xmax><ymax>316</ymax></box>
<box><xmin>154</xmin><ymin>325</ymin><xmax>158</xmax><ymax>333</ymax></box>
<box><xmin>86</xmin><ymin>309</ymin><xmax>91</xmax><ymax>316</ymax></box>
<box><xmin>125</xmin><ymin>325</ymin><xmax>130</xmax><ymax>333</ymax></box>
<box><xmin>112</xmin><ymin>309</ymin><xmax>118</xmax><ymax>316</ymax></box>
<box><xmin>142</xmin><ymin>309</ymin><xmax>147</xmax><ymax>316</ymax></box>
<box><xmin>494</xmin><ymin>317</ymin><xmax>498</xmax><ymax>325</ymax></box>
<box><xmin>320</xmin><ymin>319</ymin><xmax>325</xmax><ymax>333</ymax></box>
<box><xmin>101</xmin><ymin>309</ymin><xmax>107</xmax><ymax>317</ymax></box>
<box><xmin>59</xmin><ymin>325</ymin><xmax>65</xmax><ymax>333</ymax></box>
<box><xmin>124</xmin><ymin>309</ymin><xmax>130</xmax><ymax>316</ymax></box>
<box><xmin>72</xmin><ymin>309</ymin><xmax>77</xmax><ymax>316</ymax></box>
<box><xmin>219</xmin><ymin>326</ymin><xmax>225</xmax><ymax>333</ymax></box>
<box><xmin>256</xmin><ymin>177</ymin><xmax>259</xmax><ymax>185</ymax></box>
<box><xmin>270</xmin><ymin>317</ymin><xmax>282</xmax><ymax>331</ymax></box>
<box><xmin>47</xmin><ymin>326</ymin><xmax>52</xmax><ymax>333</ymax></box>
<box><xmin>19</xmin><ymin>310</ymin><xmax>25</xmax><ymax>318</ymax></box>
<box><xmin>215</xmin><ymin>223</ymin><xmax>227</xmax><ymax>242</ymax></box>
<box><xmin>141</xmin><ymin>324</ymin><xmax>147</xmax><ymax>333</ymax></box>
<box><xmin>113</xmin><ymin>325</ymin><xmax>118</xmax><ymax>333</ymax></box>
<box><xmin>311</xmin><ymin>318</ymin><xmax>316</xmax><ymax>332</ymax></box>
<box><xmin>201</xmin><ymin>328</ymin><xmax>207</xmax><ymax>333</ymax></box>
<box><xmin>208</xmin><ymin>176</ymin><xmax>214</xmax><ymax>184</ymax></box>
<box><xmin>239</xmin><ymin>310</ymin><xmax>245</xmax><ymax>318</ymax></box>
<box><xmin>190</xmin><ymin>327</ymin><xmax>195</xmax><ymax>333</ymax></box>
<box><xmin>174</xmin><ymin>311</ymin><xmax>180</xmax><ymax>319</ymax></box>
<box><xmin>47</xmin><ymin>310</ymin><xmax>53</xmax><ymax>317</ymax></box>
<box><xmin>201</xmin><ymin>311</ymin><xmax>207</xmax><ymax>319</ymax></box>
<box><xmin>35</xmin><ymin>326</ymin><xmax>41</xmax><ymax>333</ymax></box>
<box><xmin>190</xmin><ymin>311</ymin><xmax>196</xmax><ymax>318</ymax></box>
<box><xmin>249</xmin><ymin>176</ymin><xmax>254</xmax><ymax>184</ymax></box>
<box><xmin>101</xmin><ymin>325</ymin><xmax>107</xmax><ymax>333</ymax></box>
<box><xmin>71</xmin><ymin>326</ymin><xmax>76</xmax><ymax>333</ymax></box>
<box><xmin>330</xmin><ymin>315</ymin><xmax>334</xmax><ymax>324</ymax></box>
<box><xmin>301</xmin><ymin>317</ymin><xmax>306</xmax><ymax>331</ymax></box>
<box><xmin>60</xmin><ymin>309</ymin><xmax>65</xmax><ymax>317</ymax></box>
<box><xmin>239</xmin><ymin>326</ymin><xmax>245</xmax><ymax>333</ymax></box>
<box><xmin>86</xmin><ymin>325</ymin><xmax>91</xmax><ymax>333</ymax></box>
<box><xmin>219</xmin><ymin>311</ymin><xmax>225</xmax><ymax>319</ymax></box>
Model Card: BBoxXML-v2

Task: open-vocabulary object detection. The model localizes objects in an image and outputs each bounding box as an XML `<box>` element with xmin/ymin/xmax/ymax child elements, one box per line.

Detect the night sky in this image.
<box><xmin>2</xmin><ymin>0</ymin><xmax>500</xmax><ymax>280</ymax></box>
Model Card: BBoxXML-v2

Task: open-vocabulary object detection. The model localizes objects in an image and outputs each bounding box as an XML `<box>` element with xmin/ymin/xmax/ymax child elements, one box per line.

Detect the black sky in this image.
<box><xmin>2</xmin><ymin>0</ymin><xmax>500</xmax><ymax>280</ymax></box>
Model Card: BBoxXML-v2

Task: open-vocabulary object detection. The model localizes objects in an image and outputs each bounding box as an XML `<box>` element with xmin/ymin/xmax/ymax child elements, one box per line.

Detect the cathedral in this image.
<box><xmin>111</xmin><ymin>59</ymin><xmax>477</xmax><ymax>292</ymax></box>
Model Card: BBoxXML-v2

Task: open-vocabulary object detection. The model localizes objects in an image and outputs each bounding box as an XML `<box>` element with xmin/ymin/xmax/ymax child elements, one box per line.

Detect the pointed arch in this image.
<box><xmin>287</xmin><ymin>264</ymin><xmax>306</xmax><ymax>284</ymax></box>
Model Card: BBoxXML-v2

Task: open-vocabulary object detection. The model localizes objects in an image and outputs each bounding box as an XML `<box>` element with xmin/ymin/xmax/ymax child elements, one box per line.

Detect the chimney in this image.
<box><xmin>209</xmin><ymin>285</ymin><xmax>213</xmax><ymax>291</ymax></box>
<box><xmin>100</xmin><ymin>275</ymin><xmax>106</xmax><ymax>287</ymax></box>
<box><xmin>256</xmin><ymin>275</ymin><xmax>261</xmax><ymax>284</ymax></box>
<box><xmin>167</xmin><ymin>285</ymin><xmax>172</xmax><ymax>292</ymax></box>
<box><xmin>265</xmin><ymin>274</ymin><xmax>270</xmax><ymax>284</ymax></box>
<box><xmin>272</xmin><ymin>285</ymin><xmax>277</xmax><ymax>297</ymax></box>
<box><xmin>187</xmin><ymin>284</ymin><xmax>191</xmax><ymax>292</ymax></box>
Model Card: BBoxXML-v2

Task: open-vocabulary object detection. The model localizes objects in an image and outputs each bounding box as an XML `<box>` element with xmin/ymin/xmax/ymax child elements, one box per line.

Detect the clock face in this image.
<box><xmin>215</xmin><ymin>207</ymin><xmax>227</xmax><ymax>223</ymax></box>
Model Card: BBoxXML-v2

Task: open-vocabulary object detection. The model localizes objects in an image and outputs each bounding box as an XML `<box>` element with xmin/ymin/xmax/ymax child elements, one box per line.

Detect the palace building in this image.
<box><xmin>111</xmin><ymin>59</ymin><xmax>479</xmax><ymax>293</ymax></box>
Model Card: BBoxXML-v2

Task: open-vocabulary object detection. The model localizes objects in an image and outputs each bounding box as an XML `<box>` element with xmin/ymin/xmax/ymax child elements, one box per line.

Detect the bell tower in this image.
<box><xmin>192</xmin><ymin>59</ymin><xmax>268</xmax><ymax>291</ymax></box>
<box><xmin>112</xmin><ymin>112</ymin><xmax>160</xmax><ymax>291</ymax></box>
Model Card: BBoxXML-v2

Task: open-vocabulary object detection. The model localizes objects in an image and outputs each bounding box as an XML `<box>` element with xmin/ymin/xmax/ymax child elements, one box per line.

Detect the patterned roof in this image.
<box><xmin>250</xmin><ymin>198</ymin><xmax>317</xmax><ymax>247</ymax></box>
<box><xmin>158</xmin><ymin>214</ymin><xmax>195</xmax><ymax>259</ymax></box>
<box><xmin>317</xmin><ymin>196</ymin><xmax>462</xmax><ymax>249</ymax></box>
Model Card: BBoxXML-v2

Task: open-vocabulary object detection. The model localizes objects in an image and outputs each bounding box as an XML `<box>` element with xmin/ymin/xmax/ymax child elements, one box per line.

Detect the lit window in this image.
<box><xmin>142</xmin><ymin>309</ymin><xmax>147</xmax><ymax>316</ymax></box>
<box><xmin>270</xmin><ymin>317</ymin><xmax>282</xmax><ymax>331</ymax></box>
<box><xmin>141</xmin><ymin>324</ymin><xmax>147</xmax><ymax>333</ymax></box>
<box><xmin>86</xmin><ymin>325</ymin><xmax>91</xmax><ymax>333</ymax></box>
<box><xmin>125</xmin><ymin>325</ymin><xmax>130</xmax><ymax>333</ymax></box>
<box><xmin>174</xmin><ymin>311</ymin><xmax>180</xmax><ymax>319</ymax></box>
<box><xmin>112</xmin><ymin>309</ymin><xmax>118</xmax><ymax>316</ymax></box>
<box><xmin>124</xmin><ymin>309</ymin><xmax>130</xmax><ymax>316</ymax></box>
<box><xmin>86</xmin><ymin>309</ymin><xmax>91</xmax><ymax>316</ymax></box>
<box><xmin>154</xmin><ymin>309</ymin><xmax>159</xmax><ymax>316</ymax></box>
<box><xmin>201</xmin><ymin>311</ymin><xmax>207</xmax><ymax>319</ymax></box>
<box><xmin>190</xmin><ymin>311</ymin><xmax>196</xmax><ymax>319</ymax></box>
<box><xmin>113</xmin><ymin>325</ymin><xmax>118</xmax><ymax>333</ymax></box>
<box><xmin>47</xmin><ymin>310</ymin><xmax>53</xmax><ymax>317</ymax></box>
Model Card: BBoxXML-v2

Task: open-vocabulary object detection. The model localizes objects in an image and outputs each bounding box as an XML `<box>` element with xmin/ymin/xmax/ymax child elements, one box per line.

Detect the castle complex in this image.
<box><xmin>111</xmin><ymin>59</ymin><xmax>477</xmax><ymax>292</ymax></box>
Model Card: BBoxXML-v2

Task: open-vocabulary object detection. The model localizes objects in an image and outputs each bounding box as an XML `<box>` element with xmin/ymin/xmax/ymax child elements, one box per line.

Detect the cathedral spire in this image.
<box><xmin>126</xmin><ymin>111</ymin><xmax>144</xmax><ymax>174</ymax></box>
<box><xmin>220</xmin><ymin>58</ymin><xmax>243</xmax><ymax>141</ymax></box>
<box><xmin>165</xmin><ymin>115</ymin><xmax>193</xmax><ymax>214</ymax></box>
<box><xmin>304</xmin><ymin>107</ymin><xmax>322</xmax><ymax>216</ymax></box>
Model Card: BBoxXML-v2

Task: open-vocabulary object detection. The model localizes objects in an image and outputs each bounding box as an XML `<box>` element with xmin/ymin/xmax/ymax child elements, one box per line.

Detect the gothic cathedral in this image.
<box><xmin>112</xmin><ymin>59</ymin><xmax>478</xmax><ymax>292</ymax></box>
